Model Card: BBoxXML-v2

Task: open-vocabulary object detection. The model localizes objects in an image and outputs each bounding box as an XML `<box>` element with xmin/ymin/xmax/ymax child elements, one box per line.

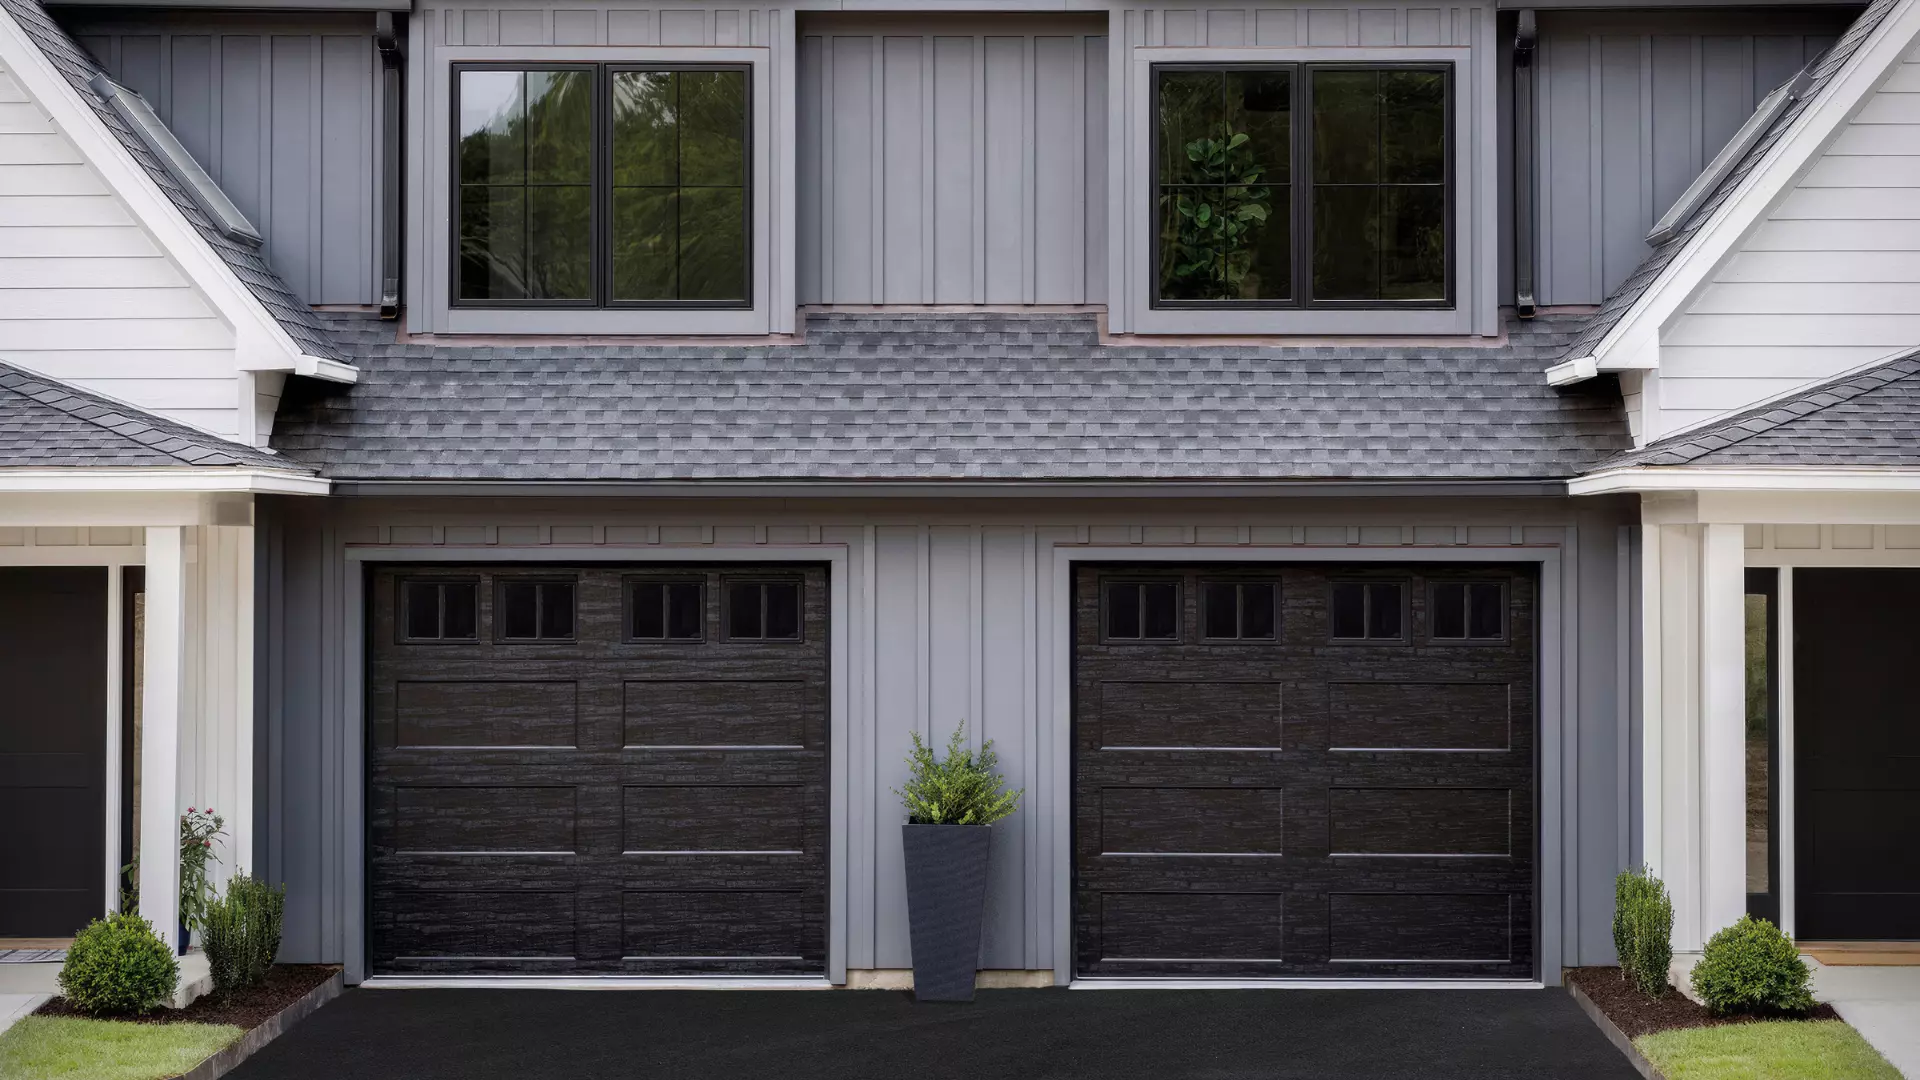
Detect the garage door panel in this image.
<box><xmin>1075</xmin><ymin>564</ymin><xmax>1535</xmax><ymax>979</ymax></box>
<box><xmin>369</xmin><ymin>565</ymin><xmax>829</xmax><ymax>976</ymax></box>
<box><xmin>623</xmin><ymin>679</ymin><xmax>808</xmax><ymax>747</ymax></box>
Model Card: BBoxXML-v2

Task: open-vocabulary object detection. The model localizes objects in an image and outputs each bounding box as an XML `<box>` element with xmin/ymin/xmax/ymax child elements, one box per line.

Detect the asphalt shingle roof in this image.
<box><xmin>1600</xmin><ymin>347</ymin><xmax>1920</xmax><ymax>469</ymax></box>
<box><xmin>1560</xmin><ymin>0</ymin><xmax>1899</xmax><ymax>363</ymax></box>
<box><xmin>0</xmin><ymin>363</ymin><xmax>314</xmax><ymax>470</ymax></box>
<box><xmin>269</xmin><ymin>310</ymin><xmax>1630</xmax><ymax>483</ymax></box>
<box><xmin>0</xmin><ymin>0</ymin><xmax>346</xmax><ymax>364</ymax></box>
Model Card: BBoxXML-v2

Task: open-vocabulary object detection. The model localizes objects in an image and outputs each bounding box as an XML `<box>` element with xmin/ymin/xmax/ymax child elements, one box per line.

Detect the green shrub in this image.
<box><xmin>1614</xmin><ymin>866</ymin><xmax>1674</xmax><ymax>999</ymax></box>
<box><xmin>203</xmin><ymin>874</ymin><xmax>286</xmax><ymax>998</ymax></box>
<box><xmin>1690</xmin><ymin>914</ymin><xmax>1815</xmax><ymax>1016</ymax></box>
<box><xmin>895</xmin><ymin>722</ymin><xmax>1023</xmax><ymax>826</ymax></box>
<box><xmin>56</xmin><ymin>912</ymin><xmax>178</xmax><ymax>1017</ymax></box>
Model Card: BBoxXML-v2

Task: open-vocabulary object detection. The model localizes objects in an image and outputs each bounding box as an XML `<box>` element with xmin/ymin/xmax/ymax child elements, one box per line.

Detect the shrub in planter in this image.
<box><xmin>57</xmin><ymin>912</ymin><xmax>179</xmax><ymax>1016</ymax></box>
<box><xmin>1613</xmin><ymin>866</ymin><xmax>1674</xmax><ymax>999</ymax></box>
<box><xmin>204</xmin><ymin>873</ymin><xmax>287</xmax><ymax>998</ymax></box>
<box><xmin>895</xmin><ymin>723</ymin><xmax>1022</xmax><ymax>1003</ymax></box>
<box><xmin>1690</xmin><ymin>914</ymin><xmax>1815</xmax><ymax>1016</ymax></box>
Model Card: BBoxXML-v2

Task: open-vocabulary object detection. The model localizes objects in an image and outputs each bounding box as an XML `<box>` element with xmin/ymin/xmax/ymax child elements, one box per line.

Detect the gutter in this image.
<box><xmin>1546</xmin><ymin>354</ymin><xmax>1596</xmax><ymax>386</ymax></box>
<box><xmin>327</xmin><ymin>478</ymin><xmax>1577</xmax><ymax>499</ymax></box>
<box><xmin>1571</xmin><ymin>467</ymin><xmax>1920</xmax><ymax>496</ymax></box>
<box><xmin>0</xmin><ymin>468</ymin><xmax>331</xmax><ymax>495</ymax></box>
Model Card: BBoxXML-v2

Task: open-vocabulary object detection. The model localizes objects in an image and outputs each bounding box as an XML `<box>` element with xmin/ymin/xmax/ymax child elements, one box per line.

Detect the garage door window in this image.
<box><xmin>1202</xmin><ymin>581</ymin><xmax>1278</xmax><ymax>640</ymax></box>
<box><xmin>400</xmin><ymin>580</ymin><xmax>479</xmax><ymax>642</ymax></box>
<box><xmin>725</xmin><ymin>580</ymin><xmax>802</xmax><ymax>641</ymax></box>
<box><xmin>629</xmin><ymin>580</ymin><xmax>704</xmax><ymax>640</ymax></box>
<box><xmin>1330</xmin><ymin>580</ymin><xmax>1405</xmax><ymax>641</ymax></box>
<box><xmin>1104</xmin><ymin>581</ymin><xmax>1180</xmax><ymax>642</ymax></box>
<box><xmin>498</xmin><ymin>579</ymin><xmax>576</xmax><ymax>640</ymax></box>
<box><xmin>1430</xmin><ymin>581</ymin><xmax>1505</xmax><ymax>642</ymax></box>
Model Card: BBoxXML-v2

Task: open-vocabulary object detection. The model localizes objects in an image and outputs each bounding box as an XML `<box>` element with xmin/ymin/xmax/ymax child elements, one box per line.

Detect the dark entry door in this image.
<box><xmin>368</xmin><ymin>565</ymin><xmax>829</xmax><ymax>975</ymax></box>
<box><xmin>1795</xmin><ymin>568</ymin><xmax>1920</xmax><ymax>940</ymax></box>
<box><xmin>0</xmin><ymin>568</ymin><xmax>107</xmax><ymax>937</ymax></box>
<box><xmin>1074</xmin><ymin>563</ymin><xmax>1537</xmax><ymax>979</ymax></box>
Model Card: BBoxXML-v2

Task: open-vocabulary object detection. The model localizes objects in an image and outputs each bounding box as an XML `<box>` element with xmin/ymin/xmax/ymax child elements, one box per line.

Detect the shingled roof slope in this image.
<box><xmin>270</xmin><ymin>310</ymin><xmax>1631</xmax><ymax>483</ymax></box>
<box><xmin>0</xmin><ymin>0</ymin><xmax>345</xmax><ymax>364</ymax></box>
<box><xmin>0</xmin><ymin>363</ymin><xmax>312</xmax><ymax>470</ymax></box>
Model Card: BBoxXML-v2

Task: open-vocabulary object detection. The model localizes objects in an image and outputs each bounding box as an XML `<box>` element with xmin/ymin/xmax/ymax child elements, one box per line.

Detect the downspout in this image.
<box><xmin>1513</xmin><ymin>9</ymin><xmax>1538</xmax><ymax>319</ymax></box>
<box><xmin>374</xmin><ymin>12</ymin><xmax>406</xmax><ymax>320</ymax></box>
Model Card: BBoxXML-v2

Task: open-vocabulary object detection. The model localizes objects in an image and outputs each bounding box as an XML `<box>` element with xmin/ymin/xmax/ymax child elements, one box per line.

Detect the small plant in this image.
<box><xmin>895</xmin><ymin>722</ymin><xmax>1022</xmax><ymax>826</ymax></box>
<box><xmin>1691</xmin><ymin>914</ymin><xmax>1815</xmax><ymax>1016</ymax></box>
<box><xmin>179</xmin><ymin>807</ymin><xmax>225</xmax><ymax>935</ymax></box>
<box><xmin>1614</xmin><ymin>866</ymin><xmax>1674</xmax><ymax>999</ymax></box>
<box><xmin>1160</xmin><ymin>127</ymin><xmax>1273</xmax><ymax>299</ymax></box>
<box><xmin>57</xmin><ymin>912</ymin><xmax>179</xmax><ymax>1016</ymax></box>
<box><xmin>203</xmin><ymin>874</ymin><xmax>287</xmax><ymax>998</ymax></box>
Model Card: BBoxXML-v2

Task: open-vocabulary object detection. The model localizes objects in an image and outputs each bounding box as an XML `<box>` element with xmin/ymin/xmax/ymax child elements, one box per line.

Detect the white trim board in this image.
<box><xmin>1046</xmin><ymin>543</ymin><xmax>1567</xmax><ymax>986</ymax></box>
<box><xmin>0</xmin><ymin>470</ymin><xmax>329</xmax><ymax>495</ymax></box>
<box><xmin>339</xmin><ymin>544</ymin><xmax>853</xmax><ymax>986</ymax></box>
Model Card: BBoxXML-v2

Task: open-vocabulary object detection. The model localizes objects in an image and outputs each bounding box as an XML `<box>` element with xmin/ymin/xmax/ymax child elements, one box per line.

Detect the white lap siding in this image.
<box><xmin>0</xmin><ymin>62</ymin><xmax>246</xmax><ymax>439</ymax></box>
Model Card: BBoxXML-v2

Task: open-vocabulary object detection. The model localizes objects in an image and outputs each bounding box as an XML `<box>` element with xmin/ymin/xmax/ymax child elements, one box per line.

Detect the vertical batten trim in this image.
<box><xmin>918</xmin><ymin>525</ymin><xmax>931</xmax><ymax>741</ymax></box>
<box><xmin>1022</xmin><ymin>524</ymin><xmax>1040</xmax><ymax>970</ymax></box>
<box><xmin>921</xmin><ymin>34</ymin><xmax>936</xmax><ymax>304</ymax></box>
<box><xmin>1022</xmin><ymin>34</ymin><xmax>1037</xmax><ymax>305</ymax></box>
<box><xmin>970</xmin><ymin>526</ymin><xmax>984</xmax><ymax>753</ymax></box>
<box><xmin>972</xmin><ymin>32</ymin><xmax>988</xmax><ymax>303</ymax></box>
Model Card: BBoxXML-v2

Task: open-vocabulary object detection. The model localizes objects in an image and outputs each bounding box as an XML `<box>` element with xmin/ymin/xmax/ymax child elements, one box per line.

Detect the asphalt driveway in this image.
<box><xmin>227</xmin><ymin>986</ymin><xmax>1639</xmax><ymax>1080</ymax></box>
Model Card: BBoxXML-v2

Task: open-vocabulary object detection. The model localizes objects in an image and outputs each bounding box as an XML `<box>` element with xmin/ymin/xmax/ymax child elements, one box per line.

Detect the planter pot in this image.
<box><xmin>902</xmin><ymin>823</ymin><xmax>992</xmax><ymax>1003</ymax></box>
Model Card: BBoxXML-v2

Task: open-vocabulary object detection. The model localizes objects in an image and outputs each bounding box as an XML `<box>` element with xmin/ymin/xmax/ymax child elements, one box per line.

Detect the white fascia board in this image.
<box><xmin>1545</xmin><ymin>355</ymin><xmax>1597</xmax><ymax>386</ymax></box>
<box><xmin>1583</xmin><ymin>0</ymin><xmax>1920</xmax><ymax>374</ymax></box>
<box><xmin>0</xmin><ymin>468</ymin><xmax>330</xmax><ymax>495</ymax></box>
<box><xmin>0</xmin><ymin>11</ymin><xmax>345</xmax><ymax>382</ymax></box>
<box><xmin>1571</xmin><ymin>466</ymin><xmax>1920</xmax><ymax>495</ymax></box>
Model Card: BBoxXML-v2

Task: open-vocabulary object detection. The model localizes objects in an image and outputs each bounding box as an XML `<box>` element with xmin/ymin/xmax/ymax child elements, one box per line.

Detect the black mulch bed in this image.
<box><xmin>1565</xmin><ymin>966</ymin><xmax>1839</xmax><ymax>1039</ymax></box>
<box><xmin>37</xmin><ymin>964</ymin><xmax>339</xmax><ymax>1030</ymax></box>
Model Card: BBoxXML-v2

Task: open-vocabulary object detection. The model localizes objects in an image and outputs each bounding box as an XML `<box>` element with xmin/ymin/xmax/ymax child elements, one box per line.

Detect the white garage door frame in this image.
<box><xmin>342</xmin><ymin>544</ymin><xmax>851</xmax><ymax>988</ymax></box>
<box><xmin>1050</xmin><ymin>544</ymin><xmax>1563</xmax><ymax>989</ymax></box>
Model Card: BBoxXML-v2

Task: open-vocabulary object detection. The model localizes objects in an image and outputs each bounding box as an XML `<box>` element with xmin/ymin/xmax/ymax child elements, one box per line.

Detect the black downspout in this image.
<box><xmin>1514</xmin><ymin>9</ymin><xmax>1537</xmax><ymax>319</ymax></box>
<box><xmin>375</xmin><ymin>12</ymin><xmax>406</xmax><ymax>320</ymax></box>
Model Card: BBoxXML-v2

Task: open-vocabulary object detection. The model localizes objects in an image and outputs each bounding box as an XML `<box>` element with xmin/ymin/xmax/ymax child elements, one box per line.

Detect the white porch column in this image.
<box><xmin>1699</xmin><ymin>523</ymin><xmax>1748</xmax><ymax>942</ymax></box>
<box><xmin>138</xmin><ymin>526</ymin><xmax>187</xmax><ymax>941</ymax></box>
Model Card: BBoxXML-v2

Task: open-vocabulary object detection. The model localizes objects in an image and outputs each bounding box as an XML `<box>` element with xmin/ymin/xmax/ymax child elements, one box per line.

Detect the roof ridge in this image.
<box><xmin>0</xmin><ymin>361</ymin><xmax>313</xmax><ymax>471</ymax></box>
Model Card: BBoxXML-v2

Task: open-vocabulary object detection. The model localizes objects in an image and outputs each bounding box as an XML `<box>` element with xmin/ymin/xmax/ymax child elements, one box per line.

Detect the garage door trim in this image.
<box><xmin>1050</xmin><ymin>544</ymin><xmax>1561</xmax><ymax>986</ymax></box>
<box><xmin>341</xmin><ymin>544</ymin><xmax>853</xmax><ymax>987</ymax></box>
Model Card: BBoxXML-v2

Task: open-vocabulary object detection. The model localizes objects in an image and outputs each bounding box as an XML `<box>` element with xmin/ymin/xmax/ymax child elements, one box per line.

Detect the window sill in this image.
<box><xmin>1129</xmin><ymin>304</ymin><xmax>1472</xmax><ymax>337</ymax></box>
<box><xmin>438</xmin><ymin>306</ymin><xmax>770</xmax><ymax>336</ymax></box>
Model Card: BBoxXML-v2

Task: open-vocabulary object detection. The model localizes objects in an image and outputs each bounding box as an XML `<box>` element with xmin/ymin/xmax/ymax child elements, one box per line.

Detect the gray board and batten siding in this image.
<box><xmin>796</xmin><ymin>14</ymin><xmax>1108</xmax><ymax>307</ymax></box>
<box><xmin>255</xmin><ymin>496</ymin><xmax>1637</xmax><ymax>985</ymax></box>
<box><xmin>1534</xmin><ymin>7</ymin><xmax>1854</xmax><ymax>307</ymax></box>
<box><xmin>58</xmin><ymin>10</ymin><xmax>384</xmax><ymax>308</ymax></box>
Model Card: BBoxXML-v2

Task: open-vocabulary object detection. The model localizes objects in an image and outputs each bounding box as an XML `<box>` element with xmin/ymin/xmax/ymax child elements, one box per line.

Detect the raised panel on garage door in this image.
<box><xmin>1073</xmin><ymin>564</ymin><xmax>1536</xmax><ymax>979</ymax></box>
<box><xmin>367</xmin><ymin>565</ymin><xmax>829</xmax><ymax>976</ymax></box>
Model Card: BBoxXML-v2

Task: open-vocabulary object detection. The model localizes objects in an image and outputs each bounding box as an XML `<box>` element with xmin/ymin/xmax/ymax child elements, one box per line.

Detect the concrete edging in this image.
<box><xmin>174</xmin><ymin>969</ymin><xmax>345</xmax><ymax>1080</ymax></box>
<box><xmin>1565</xmin><ymin>979</ymin><xmax>1665</xmax><ymax>1080</ymax></box>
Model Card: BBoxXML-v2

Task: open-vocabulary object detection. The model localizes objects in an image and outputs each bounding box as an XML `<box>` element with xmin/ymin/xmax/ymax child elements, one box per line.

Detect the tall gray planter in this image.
<box><xmin>902</xmin><ymin>824</ymin><xmax>992</xmax><ymax>1002</ymax></box>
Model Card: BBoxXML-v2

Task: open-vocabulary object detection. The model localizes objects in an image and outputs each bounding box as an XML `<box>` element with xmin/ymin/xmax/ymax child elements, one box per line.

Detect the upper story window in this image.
<box><xmin>454</xmin><ymin>64</ymin><xmax>750</xmax><ymax>309</ymax></box>
<box><xmin>1153</xmin><ymin>63</ymin><xmax>1450</xmax><ymax>309</ymax></box>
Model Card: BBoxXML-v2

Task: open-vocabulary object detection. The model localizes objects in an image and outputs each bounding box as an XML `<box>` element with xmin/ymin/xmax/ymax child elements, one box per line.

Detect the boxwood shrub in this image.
<box><xmin>1690</xmin><ymin>914</ymin><xmax>1815</xmax><ymax>1016</ymax></box>
<box><xmin>57</xmin><ymin>912</ymin><xmax>178</xmax><ymax>1016</ymax></box>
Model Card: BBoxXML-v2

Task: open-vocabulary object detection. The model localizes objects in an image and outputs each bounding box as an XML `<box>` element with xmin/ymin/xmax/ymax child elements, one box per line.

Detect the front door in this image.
<box><xmin>0</xmin><ymin>568</ymin><xmax>107</xmax><ymax>937</ymax></box>
<box><xmin>1795</xmin><ymin>568</ymin><xmax>1920</xmax><ymax>940</ymax></box>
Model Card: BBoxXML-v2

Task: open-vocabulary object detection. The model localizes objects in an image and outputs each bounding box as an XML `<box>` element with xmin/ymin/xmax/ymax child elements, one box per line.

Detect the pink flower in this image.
<box><xmin>203</xmin><ymin>840</ymin><xmax>211</xmax><ymax>847</ymax></box>
<box><xmin>187</xmin><ymin>807</ymin><xmax>195</xmax><ymax>813</ymax></box>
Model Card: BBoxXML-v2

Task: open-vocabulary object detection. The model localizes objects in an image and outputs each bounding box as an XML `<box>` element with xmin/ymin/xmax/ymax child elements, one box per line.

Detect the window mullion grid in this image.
<box><xmin>435</xmin><ymin>584</ymin><xmax>448</xmax><ymax>639</ymax></box>
<box><xmin>673</xmin><ymin>71</ymin><xmax>684</xmax><ymax>302</ymax></box>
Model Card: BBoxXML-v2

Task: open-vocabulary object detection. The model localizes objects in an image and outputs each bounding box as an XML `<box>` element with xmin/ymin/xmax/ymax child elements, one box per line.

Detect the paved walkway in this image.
<box><xmin>225</xmin><ymin>986</ymin><xmax>1640</xmax><ymax>1080</ymax></box>
<box><xmin>0</xmin><ymin>962</ymin><xmax>58</xmax><ymax>1038</ymax></box>
<box><xmin>1814</xmin><ymin>960</ymin><xmax>1920</xmax><ymax>1078</ymax></box>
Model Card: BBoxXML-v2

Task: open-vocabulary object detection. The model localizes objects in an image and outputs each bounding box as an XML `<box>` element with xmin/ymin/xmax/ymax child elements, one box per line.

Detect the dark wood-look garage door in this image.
<box><xmin>1074</xmin><ymin>563</ymin><xmax>1536</xmax><ymax>979</ymax></box>
<box><xmin>368</xmin><ymin>565</ymin><xmax>829</xmax><ymax>976</ymax></box>
<box><xmin>1794</xmin><ymin>569</ymin><xmax>1920</xmax><ymax>940</ymax></box>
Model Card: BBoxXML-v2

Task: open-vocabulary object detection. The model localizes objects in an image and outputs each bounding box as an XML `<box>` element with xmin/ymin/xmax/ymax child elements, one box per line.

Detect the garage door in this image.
<box><xmin>368</xmin><ymin>565</ymin><xmax>828</xmax><ymax>976</ymax></box>
<box><xmin>1073</xmin><ymin>563</ymin><xmax>1536</xmax><ymax>979</ymax></box>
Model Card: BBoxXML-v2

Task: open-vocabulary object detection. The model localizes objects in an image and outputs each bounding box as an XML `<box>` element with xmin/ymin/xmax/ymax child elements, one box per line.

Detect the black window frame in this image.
<box><xmin>1426</xmin><ymin>579</ymin><xmax>1509</xmax><ymax>644</ymax></box>
<box><xmin>1148</xmin><ymin>61</ymin><xmax>1454</xmax><ymax>312</ymax></box>
<box><xmin>1328</xmin><ymin>578</ymin><xmax>1410</xmax><ymax>643</ymax></box>
<box><xmin>1101</xmin><ymin>579</ymin><xmax>1183</xmax><ymax>644</ymax></box>
<box><xmin>1199</xmin><ymin>579</ymin><xmax>1281</xmax><ymax>642</ymax></box>
<box><xmin>449</xmin><ymin>61</ymin><xmax>754</xmax><ymax>312</ymax></box>
<box><xmin>493</xmin><ymin>576</ymin><xmax>579</xmax><ymax>642</ymax></box>
<box><xmin>624</xmin><ymin>577</ymin><xmax>707</xmax><ymax>643</ymax></box>
<box><xmin>721</xmin><ymin>577</ymin><xmax>805</xmax><ymax>643</ymax></box>
<box><xmin>397</xmin><ymin>577</ymin><xmax>481</xmax><ymax>644</ymax></box>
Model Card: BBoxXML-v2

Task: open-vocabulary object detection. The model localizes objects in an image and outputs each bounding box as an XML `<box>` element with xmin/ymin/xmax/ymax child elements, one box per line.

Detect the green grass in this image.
<box><xmin>1636</xmin><ymin>1019</ymin><xmax>1901</xmax><ymax>1080</ymax></box>
<box><xmin>0</xmin><ymin>1015</ymin><xmax>240</xmax><ymax>1080</ymax></box>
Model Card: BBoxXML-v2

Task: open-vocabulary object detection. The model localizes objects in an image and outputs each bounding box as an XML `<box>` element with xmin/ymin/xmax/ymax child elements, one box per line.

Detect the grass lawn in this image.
<box><xmin>0</xmin><ymin>1015</ymin><xmax>241</xmax><ymax>1080</ymax></box>
<box><xmin>1636</xmin><ymin>1019</ymin><xmax>1901</xmax><ymax>1080</ymax></box>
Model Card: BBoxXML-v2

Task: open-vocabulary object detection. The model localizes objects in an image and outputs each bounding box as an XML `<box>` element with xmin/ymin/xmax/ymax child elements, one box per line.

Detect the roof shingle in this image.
<box><xmin>0</xmin><ymin>363</ymin><xmax>313</xmax><ymax>471</ymax></box>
